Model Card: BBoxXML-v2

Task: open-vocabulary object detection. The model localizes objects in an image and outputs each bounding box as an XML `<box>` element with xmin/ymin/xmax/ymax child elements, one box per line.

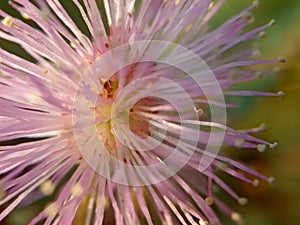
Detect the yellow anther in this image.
<box><xmin>199</xmin><ymin>220</ymin><xmax>208</xmax><ymax>225</ymax></box>
<box><xmin>205</xmin><ymin>197</ymin><xmax>214</xmax><ymax>205</ymax></box>
<box><xmin>71</xmin><ymin>183</ymin><xmax>83</xmax><ymax>197</ymax></box>
<box><xmin>45</xmin><ymin>202</ymin><xmax>59</xmax><ymax>217</ymax></box>
<box><xmin>40</xmin><ymin>180</ymin><xmax>55</xmax><ymax>195</ymax></box>
<box><xmin>98</xmin><ymin>195</ymin><xmax>109</xmax><ymax>208</ymax></box>
<box><xmin>70</xmin><ymin>42</ymin><xmax>77</xmax><ymax>49</ymax></box>
<box><xmin>231</xmin><ymin>212</ymin><xmax>243</xmax><ymax>225</ymax></box>
<box><xmin>2</xmin><ymin>16</ymin><xmax>13</xmax><ymax>27</ymax></box>
<box><xmin>21</xmin><ymin>12</ymin><xmax>31</xmax><ymax>20</ymax></box>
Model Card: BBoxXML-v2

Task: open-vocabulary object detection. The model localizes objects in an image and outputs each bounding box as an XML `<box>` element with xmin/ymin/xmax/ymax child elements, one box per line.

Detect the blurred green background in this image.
<box><xmin>215</xmin><ymin>1</ymin><xmax>300</xmax><ymax>225</ymax></box>
<box><xmin>0</xmin><ymin>0</ymin><xmax>300</xmax><ymax>224</ymax></box>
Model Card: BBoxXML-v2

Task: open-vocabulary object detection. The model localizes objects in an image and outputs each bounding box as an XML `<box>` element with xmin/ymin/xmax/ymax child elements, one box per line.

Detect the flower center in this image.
<box><xmin>95</xmin><ymin>79</ymin><xmax>118</xmax><ymax>156</ymax></box>
<box><xmin>94</xmin><ymin>79</ymin><xmax>157</xmax><ymax>157</ymax></box>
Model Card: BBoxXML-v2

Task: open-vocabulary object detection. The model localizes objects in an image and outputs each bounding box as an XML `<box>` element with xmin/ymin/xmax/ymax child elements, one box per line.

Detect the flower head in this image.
<box><xmin>0</xmin><ymin>1</ymin><xmax>283</xmax><ymax>225</ymax></box>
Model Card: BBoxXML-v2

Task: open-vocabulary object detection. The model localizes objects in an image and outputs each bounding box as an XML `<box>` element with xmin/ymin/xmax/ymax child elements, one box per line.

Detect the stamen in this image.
<box><xmin>205</xmin><ymin>197</ymin><xmax>214</xmax><ymax>206</ymax></box>
<box><xmin>231</xmin><ymin>212</ymin><xmax>243</xmax><ymax>225</ymax></box>
<box><xmin>20</xmin><ymin>12</ymin><xmax>31</xmax><ymax>20</ymax></box>
<box><xmin>269</xmin><ymin>142</ymin><xmax>278</xmax><ymax>149</ymax></box>
<box><xmin>242</xmin><ymin>12</ymin><xmax>252</xmax><ymax>21</ymax></box>
<box><xmin>98</xmin><ymin>195</ymin><xmax>109</xmax><ymax>208</ymax></box>
<box><xmin>40</xmin><ymin>180</ymin><xmax>55</xmax><ymax>195</ymax></box>
<box><xmin>238</xmin><ymin>197</ymin><xmax>248</xmax><ymax>206</ymax></box>
<box><xmin>252</xmin><ymin>179</ymin><xmax>260</xmax><ymax>187</ymax></box>
<box><xmin>199</xmin><ymin>220</ymin><xmax>208</xmax><ymax>225</ymax></box>
<box><xmin>258</xmin><ymin>31</ymin><xmax>266</xmax><ymax>39</ymax></box>
<box><xmin>25</xmin><ymin>93</ymin><xmax>41</xmax><ymax>104</ymax></box>
<box><xmin>268</xmin><ymin>19</ymin><xmax>275</xmax><ymax>26</ymax></box>
<box><xmin>44</xmin><ymin>202</ymin><xmax>59</xmax><ymax>217</ymax></box>
<box><xmin>70</xmin><ymin>42</ymin><xmax>77</xmax><ymax>49</ymax></box>
<box><xmin>268</xmin><ymin>177</ymin><xmax>276</xmax><ymax>185</ymax></box>
<box><xmin>252</xmin><ymin>1</ymin><xmax>260</xmax><ymax>8</ymax></box>
<box><xmin>235</xmin><ymin>139</ymin><xmax>245</xmax><ymax>148</ymax></box>
<box><xmin>72</xmin><ymin>183</ymin><xmax>84</xmax><ymax>197</ymax></box>
<box><xmin>2</xmin><ymin>16</ymin><xmax>13</xmax><ymax>27</ymax></box>
<box><xmin>257</xmin><ymin>144</ymin><xmax>267</xmax><ymax>152</ymax></box>
<box><xmin>277</xmin><ymin>91</ymin><xmax>285</xmax><ymax>98</ymax></box>
<box><xmin>259</xmin><ymin>123</ymin><xmax>266</xmax><ymax>130</ymax></box>
<box><xmin>248</xmin><ymin>16</ymin><xmax>255</xmax><ymax>25</ymax></box>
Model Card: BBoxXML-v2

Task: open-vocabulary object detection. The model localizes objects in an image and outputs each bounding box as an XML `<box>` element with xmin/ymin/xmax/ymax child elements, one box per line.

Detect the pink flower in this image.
<box><xmin>0</xmin><ymin>1</ymin><xmax>284</xmax><ymax>225</ymax></box>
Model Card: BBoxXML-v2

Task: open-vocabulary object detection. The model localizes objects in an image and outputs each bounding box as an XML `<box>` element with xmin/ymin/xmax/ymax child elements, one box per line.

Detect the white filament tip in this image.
<box><xmin>2</xmin><ymin>16</ymin><xmax>13</xmax><ymax>27</ymax></box>
<box><xmin>252</xmin><ymin>1</ymin><xmax>260</xmax><ymax>8</ymax></box>
<box><xmin>238</xmin><ymin>197</ymin><xmax>248</xmax><ymax>206</ymax></box>
<box><xmin>252</xmin><ymin>179</ymin><xmax>260</xmax><ymax>187</ymax></box>
<box><xmin>268</xmin><ymin>176</ymin><xmax>276</xmax><ymax>185</ymax></box>
<box><xmin>257</xmin><ymin>144</ymin><xmax>267</xmax><ymax>152</ymax></box>
<box><xmin>278</xmin><ymin>56</ymin><xmax>286</xmax><ymax>63</ymax></box>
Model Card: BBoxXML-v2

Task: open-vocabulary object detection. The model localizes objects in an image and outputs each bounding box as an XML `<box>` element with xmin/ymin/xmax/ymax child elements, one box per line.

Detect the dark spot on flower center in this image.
<box><xmin>101</xmin><ymin>79</ymin><xmax>118</xmax><ymax>99</ymax></box>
